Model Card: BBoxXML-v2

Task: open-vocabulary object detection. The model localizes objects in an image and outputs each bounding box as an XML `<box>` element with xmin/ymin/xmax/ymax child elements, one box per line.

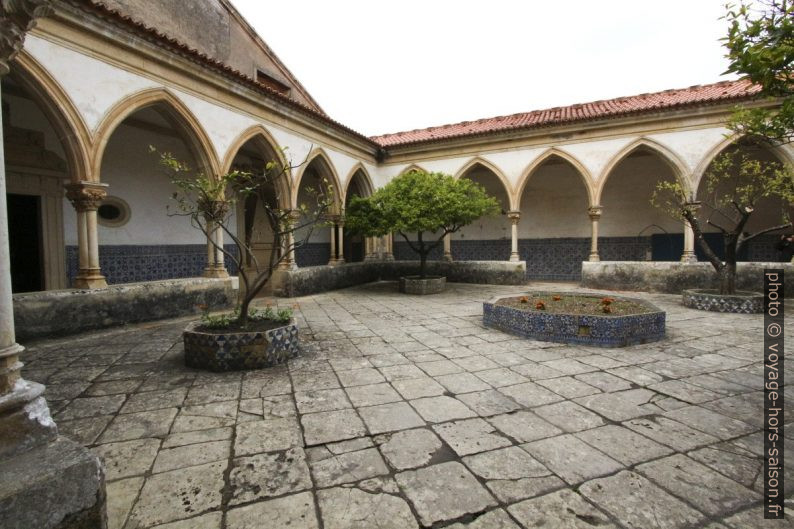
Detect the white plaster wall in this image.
<box><xmin>457</xmin><ymin>168</ymin><xmax>510</xmax><ymax>241</ymax></box>
<box><xmin>4</xmin><ymin>92</ymin><xmax>67</xmax><ymax>162</ymax></box>
<box><xmin>294</xmin><ymin>169</ymin><xmax>331</xmax><ymax>244</ymax></box>
<box><xmin>519</xmin><ymin>161</ymin><xmax>591</xmax><ymax>238</ymax></box>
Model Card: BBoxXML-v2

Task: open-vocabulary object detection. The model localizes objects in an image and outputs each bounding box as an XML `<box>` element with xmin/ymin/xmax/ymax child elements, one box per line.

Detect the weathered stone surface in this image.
<box><xmin>463</xmin><ymin>446</ymin><xmax>562</xmax><ymax>502</ymax></box>
<box><xmin>434</xmin><ymin>372</ymin><xmax>492</xmax><ymax>393</ymax></box>
<box><xmin>318</xmin><ymin>487</ymin><xmax>418</xmax><ymax>529</ymax></box>
<box><xmin>624</xmin><ymin>416</ymin><xmax>719</xmax><ymax>452</ymax></box>
<box><xmin>377</xmin><ymin>428</ymin><xmax>443</xmax><ymax>470</ymax></box>
<box><xmin>170</xmin><ymin>401</ymin><xmax>236</xmax><ymax>433</ymax></box>
<box><xmin>396</xmin><ymin>462</ymin><xmax>497</xmax><ymax>526</ymax></box>
<box><xmin>225</xmin><ymin>491</ymin><xmax>318</xmax><ymax>529</ymax></box>
<box><xmin>496</xmin><ymin>381</ymin><xmax>564</xmax><ymax>407</ymax></box>
<box><xmin>345</xmin><ymin>382</ymin><xmax>402</xmax><ymax>407</ymax></box>
<box><xmin>533</xmin><ymin>401</ymin><xmax>605</xmax><ymax>432</ymax></box>
<box><xmin>106</xmin><ymin>477</ymin><xmax>143</xmax><ymax>529</ymax></box>
<box><xmin>309</xmin><ymin>447</ymin><xmax>389</xmax><ymax>487</ymax></box>
<box><xmin>301</xmin><ymin>409</ymin><xmax>367</xmax><ymax>445</ymax></box>
<box><xmin>149</xmin><ymin>512</ymin><xmax>222</xmax><ymax>528</ymax></box>
<box><xmin>127</xmin><ymin>460</ymin><xmax>224</xmax><ymax>527</ymax></box>
<box><xmin>456</xmin><ymin>389</ymin><xmax>522</xmax><ymax>416</ymax></box>
<box><xmin>433</xmin><ymin>418</ymin><xmax>512</xmax><ymax>456</ymax></box>
<box><xmin>229</xmin><ymin>448</ymin><xmax>312</xmax><ymax>505</ymax></box>
<box><xmin>663</xmin><ymin>405</ymin><xmax>755</xmax><ymax>440</ymax></box>
<box><xmin>235</xmin><ymin>417</ymin><xmax>302</xmax><ymax>456</ymax></box>
<box><xmin>162</xmin><ymin>426</ymin><xmax>231</xmax><ymax>449</ymax></box>
<box><xmin>523</xmin><ymin>434</ymin><xmax>623</xmax><ymax>485</ymax></box>
<box><xmin>445</xmin><ymin>509</ymin><xmax>521</xmax><ymax>529</ymax></box>
<box><xmin>580</xmin><ymin>471</ymin><xmax>706</xmax><ymax>529</ymax></box>
<box><xmin>573</xmin><ymin>389</ymin><xmax>661</xmax><ymax>421</ymax></box>
<box><xmin>409</xmin><ymin>396</ymin><xmax>475</xmax><ymax>423</ymax></box>
<box><xmin>574</xmin><ymin>425</ymin><xmax>673</xmax><ymax>466</ymax></box>
<box><xmin>152</xmin><ymin>440</ymin><xmax>230</xmax><ymax>473</ymax></box>
<box><xmin>487</xmin><ymin>411</ymin><xmax>562</xmax><ymax>443</ymax></box>
<box><xmin>358</xmin><ymin>401</ymin><xmax>425</xmax><ymax>434</ymax></box>
<box><xmin>92</xmin><ymin>438</ymin><xmax>160</xmax><ymax>481</ymax></box>
<box><xmin>508</xmin><ymin>489</ymin><xmax>616</xmax><ymax>529</ymax></box>
<box><xmin>99</xmin><ymin>407</ymin><xmax>178</xmax><ymax>443</ymax></box>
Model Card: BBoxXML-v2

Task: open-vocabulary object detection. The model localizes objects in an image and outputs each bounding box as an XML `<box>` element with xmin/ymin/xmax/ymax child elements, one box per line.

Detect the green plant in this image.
<box><xmin>345</xmin><ymin>170</ymin><xmax>499</xmax><ymax>278</ymax></box>
<box><xmin>157</xmin><ymin>146</ymin><xmax>332</xmax><ymax>327</ymax></box>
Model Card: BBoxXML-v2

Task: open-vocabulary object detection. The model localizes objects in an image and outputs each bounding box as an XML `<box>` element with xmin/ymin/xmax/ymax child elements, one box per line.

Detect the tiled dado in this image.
<box><xmin>66</xmin><ymin>245</ymin><xmax>238</xmax><ymax>286</ymax></box>
<box><xmin>295</xmin><ymin>242</ymin><xmax>331</xmax><ymax>267</ymax></box>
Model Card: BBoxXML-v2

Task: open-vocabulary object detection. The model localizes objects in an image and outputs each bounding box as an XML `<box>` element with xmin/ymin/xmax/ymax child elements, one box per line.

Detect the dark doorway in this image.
<box><xmin>7</xmin><ymin>193</ymin><xmax>43</xmax><ymax>293</ymax></box>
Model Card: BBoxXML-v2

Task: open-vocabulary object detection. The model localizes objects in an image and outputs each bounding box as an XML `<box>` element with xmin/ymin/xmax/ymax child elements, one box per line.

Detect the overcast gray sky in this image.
<box><xmin>231</xmin><ymin>0</ymin><xmax>738</xmax><ymax>137</ymax></box>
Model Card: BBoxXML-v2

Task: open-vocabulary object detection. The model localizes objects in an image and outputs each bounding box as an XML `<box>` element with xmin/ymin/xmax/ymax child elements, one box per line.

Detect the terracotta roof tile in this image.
<box><xmin>370</xmin><ymin>80</ymin><xmax>761</xmax><ymax>147</ymax></box>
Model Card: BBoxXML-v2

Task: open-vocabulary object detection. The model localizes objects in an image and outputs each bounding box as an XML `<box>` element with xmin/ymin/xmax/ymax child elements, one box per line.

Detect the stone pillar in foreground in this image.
<box><xmin>65</xmin><ymin>181</ymin><xmax>108</xmax><ymax>288</ymax></box>
<box><xmin>508</xmin><ymin>211</ymin><xmax>521</xmax><ymax>262</ymax></box>
<box><xmin>588</xmin><ymin>206</ymin><xmax>602</xmax><ymax>262</ymax></box>
<box><xmin>442</xmin><ymin>233</ymin><xmax>453</xmax><ymax>261</ymax></box>
<box><xmin>0</xmin><ymin>3</ymin><xmax>107</xmax><ymax>528</ymax></box>
<box><xmin>681</xmin><ymin>221</ymin><xmax>697</xmax><ymax>263</ymax></box>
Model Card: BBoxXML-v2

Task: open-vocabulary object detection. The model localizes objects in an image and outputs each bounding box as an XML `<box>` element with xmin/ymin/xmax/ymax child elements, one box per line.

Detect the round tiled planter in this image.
<box><xmin>399</xmin><ymin>276</ymin><xmax>446</xmax><ymax>295</ymax></box>
<box><xmin>183</xmin><ymin>320</ymin><xmax>300</xmax><ymax>371</ymax></box>
<box><xmin>483</xmin><ymin>293</ymin><xmax>666</xmax><ymax>347</ymax></box>
<box><xmin>682</xmin><ymin>289</ymin><xmax>763</xmax><ymax>314</ymax></box>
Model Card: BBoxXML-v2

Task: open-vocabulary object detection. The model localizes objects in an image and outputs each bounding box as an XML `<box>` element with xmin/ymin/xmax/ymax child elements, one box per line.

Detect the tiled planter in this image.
<box><xmin>183</xmin><ymin>320</ymin><xmax>300</xmax><ymax>371</ymax></box>
<box><xmin>682</xmin><ymin>289</ymin><xmax>763</xmax><ymax>314</ymax></box>
<box><xmin>399</xmin><ymin>276</ymin><xmax>446</xmax><ymax>295</ymax></box>
<box><xmin>483</xmin><ymin>293</ymin><xmax>666</xmax><ymax>347</ymax></box>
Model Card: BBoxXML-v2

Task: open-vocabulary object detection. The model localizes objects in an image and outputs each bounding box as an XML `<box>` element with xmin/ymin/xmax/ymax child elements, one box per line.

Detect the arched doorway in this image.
<box><xmin>293</xmin><ymin>151</ymin><xmax>340</xmax><ymax>267</ymax></box>
<box><xmin>455</xmin><ymin>161</ymin><xmax>511</xmax><ymax>260</ymax></box>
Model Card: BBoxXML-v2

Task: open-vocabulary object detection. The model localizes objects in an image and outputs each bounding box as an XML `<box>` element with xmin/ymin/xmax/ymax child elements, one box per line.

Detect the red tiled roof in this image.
<box><xmin>71</xmin><ymin>0</ymin><xmax>379</xmax><ymax>148</ymax></box>
<box><xmin>370</xmin><ymin>80</ymin><xmax>761</xmax><ymax>148</ymax></box>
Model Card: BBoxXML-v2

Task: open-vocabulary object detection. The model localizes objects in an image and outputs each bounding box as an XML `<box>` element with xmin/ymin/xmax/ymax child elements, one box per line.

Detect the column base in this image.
<box><xmin>680</xmin><ymin>253</ymin><xmax>697</xmax><ymax>263</ymax></box>
<box><xmin>364</xmin><ymin>254</ymin><xmax>380</xmax><ymax>262</ymax></box>
<box><xmin>442</xmin><ymin>254</ymin><xmax>453</xmax><ymax>262</ymax></box>
<box><xmin>327</xmin><ymin>259</ymin><xmax>344</xmax><ymax>267</ymax></box>
<box><xmin>203</xmin><ymin>267</ymin><xmax>229</xmax><ymax>279</ymax></box>
<box><xmin>509</xmin><ymin>253</ymin><xmax>521</xmax><ymax>262</ymax></box>
<box><xmin>382</xmin><ymin>254</ymin><xmax>395</xmax><ymax>262</ymax></box>
<box><xmin>588</xmin><ymin>253</ymin><xmax>600</xmax><ymax>262</ymax></box>
<box><xmin>73</xmin><ymin>270</ymin><xmax>107</xmax><ymax>289</ymax></box>
<box><xmin>0</xmin><ymin>379</ymin><xmax>57</xmax><ymax>459</ymax></box>
<box><xmin>277</xmin><ymin>259</ymin><xmax>298</xmax><ymax>271</ymax></box>
<box><xmin>0</xmin><ymin>435</ymin><xmax>107</xmax><ymax>529</ymax></box>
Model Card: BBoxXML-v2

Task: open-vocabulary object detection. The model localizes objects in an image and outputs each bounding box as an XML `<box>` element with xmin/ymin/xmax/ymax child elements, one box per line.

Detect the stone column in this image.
<box><xmin>382</xmin><ymin>233</ymin><xmax>394</xmax><ymax>261</ymax></box>
<box><xmin>65</xmin><ymin>182</ymin><xmax>108</xmax><ymax>288</ymax></box>
<box><xmin>588</xmin><ymin>206</ymin><xmax>602</xmax><ymax>262</ymax></box>
<box><xmin>1</xmin><ymin>3</ymin><xmax>107</xmax><ymax>527</ymax></box>
<box><xmin>327</xmin><ymin>216</ymin><xmax>338</xmax><ymax>266</ymax></box>
<box><xmin>364</xmin><ymin>236</ymin><xmax>379</xmax><ymax>261</ymax></box>
<box><xmin>681</xmin><ymin>221</ymin><xmax>697</xmax><ymax>263</ymax></box>
<box><xmin>203</xmin><ymin>220</ymin><xmax>228</xmax><ymax>278</ymax></box>
<box><xmin>336</xmin><ymin>220</ymin><xmax>345</xmax><ymax>263</ymax></box>
<box><xmin>442</xmin><ymin>233</ymin><xmax>453</xmax><ymax>261</ymax></box>
<box><xmin>507</xmin><ymin>211</ymin><xmax>521</xmax><ymax>262</ymax></box>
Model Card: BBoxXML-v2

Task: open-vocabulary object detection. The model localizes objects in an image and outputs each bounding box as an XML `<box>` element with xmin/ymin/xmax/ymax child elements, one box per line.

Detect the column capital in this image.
<box><xmin>65</xmin><ymin>181</ymin><xmax>108</xmax><ymax>212</ymax></box>
<box><xmin>588</xmin><ymin>205</ymin><xmax>603</xmax><ymax>220</ymax></box>
<box><xmin>0</xmin><ymin>0</ymin><xmax>53</xmax><ymax>76</ymax></box>
<box><xmin>507</xmin><ymin>210</ymin><xmax>521</xmax><ymax>223</ymax></box>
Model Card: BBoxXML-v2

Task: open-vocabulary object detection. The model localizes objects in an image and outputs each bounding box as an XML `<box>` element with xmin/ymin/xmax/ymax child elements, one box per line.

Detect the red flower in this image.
<box><xmin>519</xmin><ymin>296</ymin><xmax>529</xmax><ymax>304</ymax></box>
<box><xmin>552</xmin><ymin>295</ymin><xmax>562</xmax><ymax>301</ymax></box>
<box><xmin>601</xmin><ymin>297</ymin><xmax>615</xmax><ymax>306</ymax></box>
<box><xmin>535</xmin><ymin>301</ymin><xmax>546</xmax><ymax>310</ymax></box>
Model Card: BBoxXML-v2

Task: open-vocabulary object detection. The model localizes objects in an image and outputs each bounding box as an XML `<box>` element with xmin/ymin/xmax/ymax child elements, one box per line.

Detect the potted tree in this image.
<box><xmin>345</xmin><ymin>169</ymin><xmax>499</xmax><ymax>294</ymax></box>
<box><xmin>158</xmin><ymin>149</ymin><xmax>332</xmax><ymax>370</ymax></box>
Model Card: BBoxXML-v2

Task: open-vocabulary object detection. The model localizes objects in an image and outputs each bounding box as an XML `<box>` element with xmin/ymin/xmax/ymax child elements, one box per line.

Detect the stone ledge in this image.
<box><xmin>581</xmin><ymin>261</ymin><xmax>794</xmax><ymax>295</ymax></box>
<box><xmin>273</xmin><ymin>260</ymin><xmax>526</xmax><ymax>297</ymax></box>
<box><xmin>13</xmin><ymin>278</ymin><xmax>237</xmax><ymax>341</ymax></box>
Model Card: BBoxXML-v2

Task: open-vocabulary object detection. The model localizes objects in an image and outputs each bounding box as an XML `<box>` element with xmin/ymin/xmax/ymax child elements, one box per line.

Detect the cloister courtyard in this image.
<box><xmin>22</xmin><ymin>281</ymin><xmax>793</xmax><ymax>529</ymax></box>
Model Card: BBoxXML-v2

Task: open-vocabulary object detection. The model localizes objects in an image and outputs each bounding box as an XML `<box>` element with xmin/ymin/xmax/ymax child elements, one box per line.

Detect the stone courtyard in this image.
<box><xmin>22</xmin><ymin>281</ymin><xmax>793</xmax><ymax>529</ymax></box>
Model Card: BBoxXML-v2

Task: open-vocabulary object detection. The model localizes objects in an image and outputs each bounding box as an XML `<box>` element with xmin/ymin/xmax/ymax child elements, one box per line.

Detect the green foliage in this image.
<box><xmin>723</xmin><ymin>0</ymin><xmax>794</xmax><ymax>143</ymax></box>
<box><xmin>199</xmin><ymin>306</ymin><xmax>293</xmax><ymax>329</ymax></box>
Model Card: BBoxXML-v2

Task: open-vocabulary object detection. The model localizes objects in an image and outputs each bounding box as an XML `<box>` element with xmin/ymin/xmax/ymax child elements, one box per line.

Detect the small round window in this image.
<box><xmin>97</xmin><ymin>196</ymin><xmax>130</xmax><ymax>227</ymax></box>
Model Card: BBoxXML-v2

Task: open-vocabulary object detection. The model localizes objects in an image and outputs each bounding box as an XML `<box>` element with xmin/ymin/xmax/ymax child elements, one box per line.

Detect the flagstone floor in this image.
<box><xmin>22</xmin><ymin>281</ymin><xmax>794</xmax><ymax>528</ymax></box>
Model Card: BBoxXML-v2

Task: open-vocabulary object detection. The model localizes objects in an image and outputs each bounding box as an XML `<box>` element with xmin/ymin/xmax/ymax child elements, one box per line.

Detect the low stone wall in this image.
<box><xmin>581</xmin><ymin>261</ymin><xmax>794</xmax><ymax>295</ymax></box>
<box><xmin>273</xmin><ymin>260</ymin><xmax>526</xmax><ymax>297</ymax></box>
<box><xmin>13</xmin><ymin>277</ymin><xmax>237</xmax><ymax>340</ymax></box>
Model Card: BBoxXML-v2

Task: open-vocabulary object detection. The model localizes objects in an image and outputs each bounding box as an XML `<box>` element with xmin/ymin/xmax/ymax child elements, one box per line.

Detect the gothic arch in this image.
<box><xmin>222</xmin><ymin>124</ymin><xmax>291</xmax><ymax>208</ymax></box>
<box><xmin>90</xmin><ymin>87</ymin><xmax>220</xmax><ymax>181</ymax></box>
<box><xmin>516</xmin><ymin>148</ymin><xmax>595</xmax><ymax>206</ymax></box>
<box><xmin>454</xmin><ymin>157</ymin><xmax>515</xmax><ymax>210</ymax></box>
<box><xmin>293</xmin><ymin>148</ymin><xmax>342</xmax><ymax>213</ymax></box>
<box><xmin>342</xmin><ymin>163</ymin><xmax>375</xmax><ymax>204</ymax></box>
<box><xmin>397</xmin><ymin>163</ymin><xmax>429</xmax><ymax>176</ymax></box>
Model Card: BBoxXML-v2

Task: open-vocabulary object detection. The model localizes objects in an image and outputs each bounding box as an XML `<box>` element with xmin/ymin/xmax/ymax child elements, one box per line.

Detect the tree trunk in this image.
<box><xmin>720</xmin><ymin>262</ymin><xmax>737</xmax><ymax>295</ymax></box>
<box><xmin>237</xmin><ymin>294</ymin><xmax>252</xmax><ymax>328</ymax></box>
<box><xmin>419</xmin><ymin>250</ymin><xmax>428</xmax><ymax>279</ymax></box>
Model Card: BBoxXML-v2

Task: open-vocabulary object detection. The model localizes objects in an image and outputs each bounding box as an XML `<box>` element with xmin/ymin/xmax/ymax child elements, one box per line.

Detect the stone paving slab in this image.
<box><xmin>20</xmin><ymin>281</ymin><xmax>793</xmax><ymax>528</ymax></box>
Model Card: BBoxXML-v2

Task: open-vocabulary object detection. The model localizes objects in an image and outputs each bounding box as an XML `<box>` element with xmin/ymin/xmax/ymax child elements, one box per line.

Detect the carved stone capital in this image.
<box><xmin>0</xmin><ymin>0</ymin><xmax>54</xmax><ymax>76</ymax></box>
<box><xmin>65</xmin><ymin>181</ymin><xmax>108</xmax><ymax>212</ymax></box>
<box><xmin>588</xmin><ymin>206</ymin><xmax>603</xmax><ymax>220</ymax></box>
<box><xmin>507</xmin><ymin>210</ymin><xmax>521</xmax><ymax>223</ymax></box>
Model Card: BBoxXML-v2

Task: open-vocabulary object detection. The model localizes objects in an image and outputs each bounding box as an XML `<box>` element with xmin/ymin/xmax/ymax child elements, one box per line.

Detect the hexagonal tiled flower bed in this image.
<box><xmin>682</xmin><ymin>289</ymin><xmax>763</xmax><ymax>314</ymax></box>
<box><xmin>483</xmin><ymin>293</ymin><xmax>665</xmax><ymax>347</ymax></box>
<box><xmin>183</xmin><ymin>320</ymin><xmax>300</xmax><ymax>371</ymax></box>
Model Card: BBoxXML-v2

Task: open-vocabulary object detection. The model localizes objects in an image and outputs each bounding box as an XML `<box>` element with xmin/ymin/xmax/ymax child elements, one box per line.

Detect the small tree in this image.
<box><xmin>159</xmin><ymin>149</ymin><xmax>332</xmax><ymax>327</ymax></box>
<box><xmin>653</xmin><ymin>146</ymin><xmax>794</xmax><ymax>294</ymax></box>
<box><xmin>345</xmin><ymin>170</ymin><xmax>500</xmax><ymax>278</ymax></box>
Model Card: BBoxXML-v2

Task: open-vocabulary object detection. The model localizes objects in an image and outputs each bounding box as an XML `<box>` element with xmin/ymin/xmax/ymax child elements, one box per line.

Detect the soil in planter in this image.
<box><xmin>496</xmin><ymin>294</ymin><xmax>651</xmax><ymax>316</ymax></box>
<box><xmin>403</xmin><ymin>275</ymin><xmax>444</xmax><ymax>280</ymax></box>
<box><xmin>195</xmin><ymin>318</ymin><xmax>288</xmax><ymax>334</ymax></box>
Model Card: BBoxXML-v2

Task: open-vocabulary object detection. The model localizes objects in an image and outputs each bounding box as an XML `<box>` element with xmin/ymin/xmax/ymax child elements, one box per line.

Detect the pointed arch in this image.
<box><xmin>516</xmin><ymin>148</ymin><xmax>595</xmax><ymax>207</ymax></box>
<box><xmin>293</xmin><ymin>148</ymin><xmax>342</xmax><ymax>213</ymax></box>
<box><xmin>398</xmin><ymin>163</ymin><xmax>429</xmax><ymax>176</ymax></box>
<box><xmin>596</xmin><ymin>138</ymin><xmax>691</xmax><ymax>203</ymax></box>
<box><xmin>342</xmin><ymin>162</ymin><xmax>374</xmax><ymax>203</ymax></box>
<box><xmin>90</xmin><ymin>87</ymin><xmax>220</xmax><ymax>181</ymax></box>
<box><xmin>10</xmin><ymin>51</ymin><xmax>92</xmax><ymax>183</ymax></box>
<box><xmin>222</xmin><ymin>124</ymin><xmax>291</xmax><ymax>208</ymax></box>
<box><xmin>454</xmin><ymin>157</ymin><xmax>515</xmax><ymax>210</ymax></box>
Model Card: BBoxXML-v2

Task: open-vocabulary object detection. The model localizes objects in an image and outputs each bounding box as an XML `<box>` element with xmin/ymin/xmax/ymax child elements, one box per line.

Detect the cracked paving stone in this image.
<box><xmin>433</xmin><ymin>418</ymin><xmax>512</xmax><ymax>456</ymax></box>
<box><xmin>126</xmin><ymin>460</ymin><xmax>225</xmax><ymax>527</ymax></box>
<box><xmin>523</xmin><ymin>434</ymin><xmax>623</xmax><ymax>485</ymax></box>
<box><xmin>434</xmin><ymin>372</ymin><xmax>492</xmax><ymax>394</ymax></box>
<box><xmin>623</xmin><ymin>416</ymin><xmax>719</xmax><ymax>452</ymax></box>
<box><xmin>184</xmin><ymin>382</ymin><xmax>240</xmax><ymax>405</ymax></box>
<box><xmin>162</xmin><ymin>426</ymin><xmax>232</xmax><ymax>449</ymax></box>
<box><xmin>234</xmin><ymin>417</ymin><xmax>303</xmax><ymax>455</ymax></box>
<box><xmin>229</xmin><ymin>448</ymin><xmax>312</xmax><ymax>506</ymax></box>
<box><xmin>663</xmin><ymin>405</ymin><xmax>756</xmax><ymax>440</ymax></box>
<box><xmin>417</xmin><ymin>359</ymin><xmax>464</xmax><ymax>376</ymax></box>
<box><xmin>573</xmin><ymin>388</ymin><xmax>663</xmax><ymax>422</ymax></box>
<box><xmin>240</xmin><ymin>374</ymin><xmax>292</xmax><ymax>398</ymax></box>
<box><xmin>152</xmin><ymin>439</ymin><xmax>230</xmax><ymax>474</ymax></box>
<box><xmin>574</xmin><ymin>425</ymin><xmax>673</xmax><ymax>466</ymax></box>
<box><xmin>301</xmin><ymin>408</ymin><xmax>367</xmax><ymax>445</ymax></box>
<box><xmin>120</xmin><ymin>388</ymin><xmax>187</xmax><ymax>414</ymax></box>
<box><xmin>309</xmin><ymin>447</ymin><xmax>389</xmax><ymax>487</ymax></box>
<box><xmin>533</xmin><ymin>401</ymin><xmax>606</xmax><ymax>432</ymax></box>
<box><xmin>148</xmin><ymin>512</ymin><xmax>222</xmax><ymax>528</ymax></box>
<box><xmin>462</xmin><ymin>445</ymin><xmax>563</xmax><ymax>503</ymax></box>
<box><xmin>57</xmin><ymin>416</ymin><xmax>112</xmax><ymax>445</ymax></box>
<box><xmin>376</xmin><ymin>428</ymin><xmax>443</xmax><ymax>470</ymax></box>
<box><xmin>345</xmin><ymin>382</ymin><xmax>403</xmax><ymax>407</ymax></box>
<box><xmin>487</xmin><ymin>411</ymin><xmax>562</xmax><ymax>443</ymax></box>
<box><xmin>580</xmin><ymin>470</ymin><xmax>706</xmax><ymax>529</ymax></box>
<box><xmin>575</xmin><ymin>371</ymin><xmax>633</xmax><ymax>392</ymax></box>
<box><xmin>496</xmin><ymin>381</ymin><xmax>565</xmax><ymax>408</ymax></box>
<box><xmin>509</xmin><ymin>362</ymin><xmax>566</xmax><ymax>380</ymax></box>
<box><xmin>721</xmin><ymin>506</ymin><xmax>794</xmax><ymax>528</ymax></box>
<box><xmin>456</xmin><ymin>389</ymin><xmax>522</xmax><ymax>416</ymax></box>
<box><xmin>336</xmin><ymin>368</ymin><xmax>385</xmax><ymax>387</ymax></box>
<box><xmin>391</xmin><ymin>377</ymin><xmax>446</xmax><ymax>399</ymax></box>
<box><xmin>171</xmin><ymin>401</ymin><xmax>237</xmax><ymax>433</ymax></box>
<box><xmin>688</xmin><ymin>444</ymin><xmax>761</xmax><ymax>489</ymax></box>
<box><xmin>637</xmin><ymin>454</ymin><xmax>761</xmax><ymax>516</ymax></box>
<box><xmin>358</xmin><ymin>401</ymin><xmax>425</xmax><ymax>434</ymax></box>
<box><xmin>295</xmin><ymin>388</ymin><xmax>351</xmax><ymax>414</ymax></box>
<box><xmin>507</xmin><ymin>488</ymin><xmax>616</xmax><ymax>529</ymax></box>
<box><xmin>396</xmin><ymin>462</ymin><xmax>497</xmax><ymax>526</ymax></box>
<box><xmin>99</xmin><ymin>407</ymin><xmax>178</xmax><ymax>443</ymax></box>
<box><xmin>648</xmin><ymin>380</ymin><xmax>723</xmax><ymax>404</ymax></box>
<box><xmin>474</xmin><ymin>367</ymin><xmax>528</xmax><ymax>388</ymax></box>
<box><xmin>536</xmin><ymin>376</ymin><xmax>600</xmax><ymax>399</ymax></box>
<box><xmin>409</xmin><ymin>396</ymin><xmax>476</xmax><ymax>423</ymax></box>
<box><xmin>106</xmin><ymin>476</ymin><xmax>143</xmax><ymax>529</ymax></box>
<box><xmin>608</xmin><ymin>366</ymin><xmax>664</xmax><ymax>386</ymax></box>
<box><xmin>445</xmin><ymin>509</ymin><xmax>521</xmax><ymax>529</ymax></box>
<box><xmin>541</xmin><ymin>358</ymin><xmax>596</xmax><ymax>375</ymax></box>
<box><xmin>452</xmin><ymin>355</ymin><xmax>501</xmax><ymax>372</ymax></box>
<box><xmin>92</xmin><ymin>438</ymin><xmax>160</xmax><ymax>481</ymax></box>
<box><xmin>56</xmin><ymin>395</ymin><xmax>126</xmax><ymax>420</ymax></box>
<box><xmin>318</xmin><ymin>486</ymin><xmax>418</xmax><ymax>529</ymax></box>
<box><xmin>226</xmin><ymin>491</ymin><xmax>318</xmax><ymax>529</ymax></box>
<box><xmin>380</xmin><ymin>364</ymin><xmax>427</xmax><ymax>381</ymax></box>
